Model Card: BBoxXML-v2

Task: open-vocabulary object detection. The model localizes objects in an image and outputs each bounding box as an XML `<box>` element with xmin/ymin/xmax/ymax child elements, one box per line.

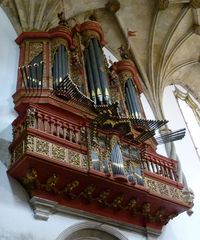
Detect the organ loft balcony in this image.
<box><xmin>8</xmin><ymin>16</ymin><xmax>193</xmax><ymax>232</ymax></box>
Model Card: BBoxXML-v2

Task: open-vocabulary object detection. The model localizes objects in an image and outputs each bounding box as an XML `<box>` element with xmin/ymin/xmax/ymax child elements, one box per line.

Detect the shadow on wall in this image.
<box><xmin>0</xmin><ymin>137</ymin><xmax>11</xmax><ymax>167</ymax></box>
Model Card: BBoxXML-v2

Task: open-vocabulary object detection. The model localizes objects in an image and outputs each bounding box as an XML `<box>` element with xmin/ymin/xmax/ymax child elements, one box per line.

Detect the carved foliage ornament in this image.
<box><xmin>28</xmin><ymin>42</ymin><xmax>43</xmax><ymax>63</ymax></box>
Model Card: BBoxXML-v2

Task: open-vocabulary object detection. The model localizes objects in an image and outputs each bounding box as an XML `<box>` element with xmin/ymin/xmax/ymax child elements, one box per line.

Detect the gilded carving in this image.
<box><xmin>52</xmin><ymin>145</ymin><xmax>65</xmax><ymax>161</ymax></box>
<box><xmin>154</xmin><ymin>207</ymin><xmax>166</xmax><ymax>223</ymax></box>
<box><xmin>158</xmin><ymin>182</ymin><xmax>169</xmax><ymax>197</ymax></box>
<box><xmin>25</xmin><ymin>135</ymin><xmax>34</xmax><ymax>152</ymax></box>
<box><xmin>97</xmin><ymin>189</ymin><xmax>110</xmax><ymax>205</ymax></box>
<box><xmin>28</xmin><ymin>42</ymin><xmax>43</xmax><ymax>63</ymax></box>
<box><xmin>110</xmin><ymin>135</ymin><xmax>120</xmax><ymax>149</ymax></box>
<box><xmin>81</xmin><ymin>184</ymin><xmax>96</xmax><ymax>200</ymax></box>
<box><xmin>81</xmin><ymin>30</ymin><xmax>100</xmax><ymax>47</ymax></box>
<box><xmin>142</xmin><ymin>202</ymin><xmax>151</xmax><ymax>218</ymax></box>
<box><xmin>23</xmin><ymin>169</ymin><xmax>38</xmax><ymax>185</ymax></box>
<box><xmin>68</xmin><ymin>150</ymin><xmax>81</xmax><ymax>167</ymax></box>
<box><xmin>111</xmin><ymin>196</ymin><xmax>123</xmax><ymax>208</ymax></box>
<box><xmin>119</xmin><ymin>71</ymin><xmax>132</xmax><ymax>90</ymax></box>
<box><xmin>65</xmin><ymin>180</ymin><xmax>79</xmax><ymax>194</ymax></box>
<box><xmin>81</xmin><ymin>155</ymin><xmax>89</xmax><ymax>169</ymax></box>
<box><xmin>146</xmin><ymin>179</ymin><xmax>158</xmax><ymax>193</ymax></box>
<box><xmin>126</xmin><ymin>198</ymin><xmax>137</xmax><ymax>213</ymax></box>
<box><xmin>169</xmin><ymin>187</ymin><xmax>180</xmax><ymax>200</ymax></box>
<box><xmin>45</xmin><ymin>174</ymin><xmax>59</xmax><ymax>192</ymax></box>
<box><xmin>145</xmin><ymin>177</ymin><xmax>186</xmax><ymax>202</ymax></box>
<box><xmin>26</xmin><ymin>108</ymin><xmax>36</xmax><ymax>128</ymax></box>
<box><xmin>23</xmin><ymin>168</ymin><xmax>40</xmax><ymax>191</ymax></box>
<box><xmin>36</xmin><ymin>139</ymin><xmax>49</xmax><ymax>156</ymax></box>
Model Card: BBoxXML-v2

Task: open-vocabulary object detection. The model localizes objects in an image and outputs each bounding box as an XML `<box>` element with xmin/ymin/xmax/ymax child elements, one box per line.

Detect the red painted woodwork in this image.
<box><xmin>8</xmin><ymin>22</ymin><xmax>192</xmax><ymax>233</ymax></box>
<box><xmin>115</xmin><ymin>60</ymin><xmax>143</xmax><ymax>94</ymax></box>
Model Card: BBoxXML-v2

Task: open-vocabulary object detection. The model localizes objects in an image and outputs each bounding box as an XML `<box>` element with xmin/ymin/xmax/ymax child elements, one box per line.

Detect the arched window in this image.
<box><xmin>174</xmin><ymin>85</ymin><xmax>200</xmax><ymax>160</ymax></box>
<box><xmin>56</xmin><ymin>222</ymin><xmax>128</xmax><ymax>240</ymax></box>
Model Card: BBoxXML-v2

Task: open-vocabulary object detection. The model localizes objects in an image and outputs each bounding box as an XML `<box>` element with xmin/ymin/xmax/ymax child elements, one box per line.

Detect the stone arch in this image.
<box><xmin>56</xmin><ymin>221</ymin><xmax>129</xmax><ymax>240</ymax></box>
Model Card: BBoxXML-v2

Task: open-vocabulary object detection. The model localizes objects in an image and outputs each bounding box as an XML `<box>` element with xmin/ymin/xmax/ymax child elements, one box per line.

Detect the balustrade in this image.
<box><xmin>13</xmin><ymin>107</ymin><xmax>86</xmax><ymax>148</ymax></box>
<box><xmin>141</xmin><ymin>151</ymin><xmax>178</xmax><ymax>182</ymax></box>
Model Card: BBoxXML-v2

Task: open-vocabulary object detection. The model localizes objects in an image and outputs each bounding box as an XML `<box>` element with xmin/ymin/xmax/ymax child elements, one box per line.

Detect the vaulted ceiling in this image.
<box><xmin>1</xmin><ymin>0</ymin><xmax>200</xmax><ymax>118</ymax></box>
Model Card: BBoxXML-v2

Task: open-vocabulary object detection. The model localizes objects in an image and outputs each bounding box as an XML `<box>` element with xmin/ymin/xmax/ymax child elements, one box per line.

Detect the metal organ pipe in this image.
<box><xmin>85</xmin><ymin>49</ymin><xmax>96</xmax><ymax>103</ymax></box>
<box><xmin>110</xmin><ymin>143</ymin><xmax>125</xmax><ymax>176</ymax></box>
<box><xmin>126</xmin><ymin>84</ymin><xmax>137</xmax><ymax>118</ymax></box>
<box><xmin>58</xmin><ymin>45</ymin><xmax>62</xmax><ymax>83</ymax></box>
<box><xmin>128</xmin><ymin>79</ymin><xmax>141</xmax><ymax>117</ymax></box>
<box><xmin>125</xmin><ymin>79</ymin><xmax>142</xmax><ymax>118</ymax></box>
<box><xmin>88</xmin><ymin>40</ymin><xmax>103</xmax><ymax>104</ymax></box>
<box><xmin>125</xmin><ymin>91</ymin><xmax>135</xmax><ymax>118</ymax></box>
<box><xmin>52</xmin><ymin>44</ymin><xmax>68</xmax><ymax>90</ymax></box>
<box><xmin>55</xmin><ymin>52</ymin><xmax>59</xmax><ymax>89</ymax></box>
<box><xmin>92</xmin><ymin>38</ymin><xmax>110</xmax><ymax>104</ymax></box>
<box><xmin>127</xmin><ymin>79</ymin><xmax>138</xmax><ymax>117</ymax></box>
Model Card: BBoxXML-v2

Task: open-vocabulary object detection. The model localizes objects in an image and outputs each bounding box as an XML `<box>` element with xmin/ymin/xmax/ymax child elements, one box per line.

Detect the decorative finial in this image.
<box><xmin>105</xmin><ymin>0</ymin><xmax>120</xmax><ymax>13</ymax></box>
<box><xmin>57</xmin><ymin>12</ymin><xmax>68</xmax><ymax>26</ymax></box>
<box><xmin>118</xmin><ymin>45</ymin><xmax>130</xmax><ymax>59</ymax></box>
<box><xmin>88</xmin><ymin>11</ymin><xmax>98</xmax><ymax>21</ymax></box>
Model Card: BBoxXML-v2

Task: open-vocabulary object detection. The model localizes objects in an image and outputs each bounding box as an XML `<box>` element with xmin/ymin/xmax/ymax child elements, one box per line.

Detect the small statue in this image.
<box><xmin>118</xmin><ymin>44</ymin><xmax>130</xmax><ymax>59</ymax></box>
<box><xmin>109</xmin><ymin>68</ymin><xmax>119</xmax><ymax>86</ymax></box>
<box><xmin>112</xmin><ymin>196</ymin><xmax>123</xmax><ymax>208</ymax></box>
<box><xmin>71</xmin><ymin>49</ymin><xmax>82</xmax><ymax>70</ymax></box>
<box><xmin>45</xmin><ymin>174</ymin><xmax>58</xmax><ymax>192</ymax></box>
<box><xmin>58</xmin><ymin>12</ymin><xmax>68</xmax><ymax>27</ymax></box>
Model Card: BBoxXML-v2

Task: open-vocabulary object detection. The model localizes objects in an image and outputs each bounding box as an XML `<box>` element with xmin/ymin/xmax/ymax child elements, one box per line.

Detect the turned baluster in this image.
<box><xmin>74</xmin><ymin>127</ymin><xmax>80</xmax><ymax>143</ymax></box>
<box><xmin>150</xmin><ymin>157</ymin><xmax>156</xmax><ymax>173</ymax></box>
<box><xmin>54</xmin><ymin>120</ymin><xmax>61</xmax><ymax>137</ymax></box>
<box><xmin>50</xmin><ymin>118</ymin><xmax>56</xmax><ymax>135</ymax></box>
<box><xmin>154</xmin><ymin>160</ymin><xmax>160</xmax><ymax>174</ymax></box>
<box><xmin>43</xmin><ymin>115</ymin><xmax>50</xmax><ymax>133</ymax></box>
<box><xmin>71</xmin><ymin>127</ymin><xmax>77</xmax><ymax>143</ymax></box>
<box><xmin>59</xmin><ymin>122</ymin><xmax>64</xmax><ymax>138</ymax></box>
<box><xmin>65</xmin><ymin>124</ymin><xmax>70</xmax><ymax>140</ymax></box>
<box><xmin>37</xmin><ymin>112</ymin><xmax>44</xmax><ymax>131</ymax></box>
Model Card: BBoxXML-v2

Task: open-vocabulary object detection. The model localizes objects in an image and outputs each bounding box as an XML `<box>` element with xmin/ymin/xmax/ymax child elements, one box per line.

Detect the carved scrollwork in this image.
<box><xmin>28</xmin><ymin>42</ymin><xmax>43</xmax><ymax>63</ymax></box>
<box><xmin>52</xmin><ymin>145</ymin><xmax>65</xmax><ymax>161</ymax></box>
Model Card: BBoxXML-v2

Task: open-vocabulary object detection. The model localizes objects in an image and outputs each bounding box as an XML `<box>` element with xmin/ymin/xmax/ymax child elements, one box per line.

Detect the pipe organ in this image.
<box><xmin>8</xmin><ymin>13</ymin><xmax>192</xmax><ymax>233</ymax></box>
<box><xmin>52</xmin><ymin>44</ymin><xmax>68</xmax><ymax>89</ymax></box>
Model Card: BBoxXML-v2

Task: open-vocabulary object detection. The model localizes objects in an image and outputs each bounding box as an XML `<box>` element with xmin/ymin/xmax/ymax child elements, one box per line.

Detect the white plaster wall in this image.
<box><xmin>0</xmin><ymin>8</ymin><xmax>18</xmax><ymax>141</ymax></box>
<box><xmin>158</xmin><ymin>86</ymin><xmax>200</xmax><ymax>240</ymax></box>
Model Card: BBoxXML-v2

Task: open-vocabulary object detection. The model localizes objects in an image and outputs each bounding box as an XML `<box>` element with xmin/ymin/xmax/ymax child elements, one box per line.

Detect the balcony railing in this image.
<box><xmin>11</xmin><ymin>106</ymin><xmax>180</xmax><ymax>187</ymax></box>
<box><xmin>141</xmin><ymin>151</ymin><xmax>178</xmax><ymax>182</ymax></box>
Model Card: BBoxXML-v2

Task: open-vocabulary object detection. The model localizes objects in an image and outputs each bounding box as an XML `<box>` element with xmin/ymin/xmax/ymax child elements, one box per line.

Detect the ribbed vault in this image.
<box><xmin>0</xmin><ymin>0</ymin><xmax>200</xmax><ymax>119</ymax></box>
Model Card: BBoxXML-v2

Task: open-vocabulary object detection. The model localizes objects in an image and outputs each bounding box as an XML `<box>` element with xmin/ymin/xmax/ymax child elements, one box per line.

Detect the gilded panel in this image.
<box><xmin>68</xmin><ymin>150</ymin><xmax>81</xmax><ymax>167</ymax></box>
<box><xmin>25</xmin><ymin>135</ymin><xmax>35</xmax><ymax>152</ymax></box>
<box><xmin>52</xmin><ymin>145</ymin><xmax>65</xmax><ymax>161</ymax></box>
<box><xmin>35</xmin><ymin>138</ymin><xmax>49</xmax><ymax>156</ymax></box>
